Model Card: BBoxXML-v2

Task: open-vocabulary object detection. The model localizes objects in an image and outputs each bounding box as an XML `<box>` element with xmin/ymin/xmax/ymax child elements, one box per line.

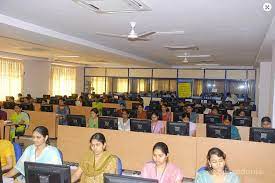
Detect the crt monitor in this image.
<box><xmin>24</xmin><ymin>162</ymin><xmax>71</xmax><ymax>183</ymax></box>
<box><xmin>204</xmin><ymin>114</ymin><xmax>222</xmax><ymax>124</ymax></box>
<box><xmin>130</xmin><ymin>119</ymin><xmax>151</xmax><ymax>133</ymax></box>
<box><xmin>40</xmin><ymin>105</ymin><xmax>54</xmax><ymax>112</ymax></box>
<box><xmin>98</xmin><ymin>116</ymin><xmax>118</xmax><ymax>130</ymax></box>
<box><xmin>104</xmin><ymin>173</ymin><xmax>158</xmax><ymax>183</ymax></box>
<box><xmin>3</xmin><ymin>101</ymin><xmax>15</xmax><ymax>109</ymax></box>
<box><xmin>49</xmin><ymin>97</ymin><xmax>59</xmax><ymax>105</ymax></box>
<box><xmin>233</xmin><ymin>116</ymin><xmax>252</xmax><ymax>127</ymax></box>
<box><xmin>65</xmin><ymin>115</ymin><xmax>86</xmax><ymax>127</ymax></box>
<box><xmin>102</xmin><ymin>108</ymin><xmax>117</xmax><ymax>117</ymax></box>
<box><xmin>167</xmin><ymin>122</ymin><xmax>189</xmax><ymax>136</ymax></box>
<box><xmin>206</xmin><ymin>124</ymin><xmax>231</xmax><ymax>139</ymax></box>
<box><xmin>20</xmin><ymin>103</ymin><xmax>34</xmax><ymax>111</ymax></box>
<box><xmin>249</xmin><ymin>127</ymin><xmax>275</xmax><ymax>143</ymax></box>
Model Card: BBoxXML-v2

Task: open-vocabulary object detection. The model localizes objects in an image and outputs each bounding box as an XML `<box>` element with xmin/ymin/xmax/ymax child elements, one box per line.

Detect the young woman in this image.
<box><xmin>195</xmin><ymin>147</ymin><xmax>240</xmax><ymax>183</ymax></box>
<box><xmin>142</xmin><ymin>142</ymin><xmax>183</xmax><ymax>183</ymax></box>
<box><xmin>151</xmin><ymin>112</ymin><xmax>165</xmax><ymax>134</ymax></box>
<box><xmin>88</xmin><ymin>108</ymin><xmax>99</xmax><ymax>128</ymax></box>
<box><xmin>160</xmin><ymin>104</ymin><xmax>172</xmax><ymax>121</ymax></box>
<box><xmin>118</xmin><ymin>109</ymin><xmax>130</xmax><ymax>131</ymax></box>
<box><xmin>181</xmin><ymin>112</ymin><xmax>196</xmax><ymax>137</ymax></box>
<box><xmin>4</xmin><ymin>126</ymin><xmax>62</xmax><ymax>179</ymax></box>
<box><xmin>261</xmin><ymin>116</ymin><xmax>272</xmax><ymax>129</ymax></box>
<box><xmin>136</xmin><ymin>104</ymin><xmax>147</xmax><ymax>119</ymax></box>
<box><xmin>71</xmin><ymin>133</ymin><xmax>117</xmax><ymax>183</ymax></box>
<box><xmin>223</xmin><ymin>114</ymin><xmax>241</xmax><ymax>140</ymax></box>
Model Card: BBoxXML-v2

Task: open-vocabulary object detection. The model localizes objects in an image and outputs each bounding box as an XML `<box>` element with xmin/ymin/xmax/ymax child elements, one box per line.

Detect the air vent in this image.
<box><xmin>73</xmin><ymin>0</ymin><xmax>151</xmax><ymax>13</ymax></box>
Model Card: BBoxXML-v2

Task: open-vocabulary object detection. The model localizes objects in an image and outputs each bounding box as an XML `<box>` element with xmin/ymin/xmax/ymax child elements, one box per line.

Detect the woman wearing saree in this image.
<box><xmin>71</xmin><ymin>133</ymin><xmax>117</xmax><ymax>183</ymax></box>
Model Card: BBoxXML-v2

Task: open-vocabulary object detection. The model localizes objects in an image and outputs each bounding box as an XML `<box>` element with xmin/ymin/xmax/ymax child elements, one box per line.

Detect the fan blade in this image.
<box><xmin>96</xmin><ymin>32</ymin><xmax>128</xmax><ymax>38</ymax></box>
<box><xmin>156</xmin><ymin>31</ymin><xmax>185</xmax><ymax>35</ymax></box>
<box><xmin>138</xmin><ymin>31</ymin><xmax>156</xmax><ymax>38</ymax></box>
<box><xmin>135</xmin><ymin>38</ymin><xmax>150</xmax><ymax>41</ymax></box>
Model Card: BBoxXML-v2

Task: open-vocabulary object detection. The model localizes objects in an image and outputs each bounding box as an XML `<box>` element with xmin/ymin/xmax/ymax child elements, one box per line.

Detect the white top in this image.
<box><xmin>189</xmin><ymin>122</ymin><xmax>196</xmax><ymax>136</ymax></box>
<box><xmin>118</xmin><ymin>118</ymin><xmax>131</xmax><ymax>131</ymax></box>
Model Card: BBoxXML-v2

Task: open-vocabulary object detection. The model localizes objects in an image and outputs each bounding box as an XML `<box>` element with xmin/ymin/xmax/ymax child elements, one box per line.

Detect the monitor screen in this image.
<box><xmin>36</xmin><ymin>98</ymin><xmax>43</xmax><ymax>103</ymax></box>
<box><xmin>65</xmin><ymin>115</ymin><xmax>86</xmax><ymax>127</ymax></box>
<box><xmin>249</xmin><ymin>127</ymin><xmax>275</xmax><ymax>143</ymax></box>
<box><xmin>102</xmin><ymin>108</ymin><xmax>117</xmax><ymax>117</ymax></box>
<box><xmin>104</xmin><ymin>173</ymin><xmax>158</xmax><ymax>183</ymax></box>
<box><xmin>49</xmin><ymin>98</ymin><xmax>59</xmax><ymax>105</ymax></box>
<box><xmin>20</xmin><ymin>103</ymin><xmax>34</xmax><ymax>111</ymax></box>
<box><xmin>167</xmin><ymin>122</ymin><xmax>189</xmax><ymax>136</ymax></box>
<box><xmin>206</xmin><ymin>124</ymin><xmax>231</xmax><ymax>139</ymax></box>
<box><xmin>204</xmin><ymin>114</ymin><xmax>222</xmax><ymax>124</ymax></box>
<box><xmin>24</xmin><ymin>162</ymin><xmax>71</xmax><ymax>183</ymax></box>
<box><xmin>3</xmin><ymin>102</ymin><xmax>15</xmax><ymax>109</ymax></box>
<box><xmin>40</xmin><ymin>105</ymin><xmax>54</xmax><ymax>112</ymax></box>
<box><xmin>98</xmin><ymin>117</ymin><xmax>118</xmax><ymax>130</ymax></box>
<box><xmin>64</xmin><ymin>99</ymin><xmax>76</xmax><ymax>106</ymax></box>
<box><xmin>233</xmin><ymin>116</ymin><xmax>252</xmax><ymax>127</ymax></box>
<box><xmin>130</xmin><ymin>119</ymin><xmax>151</xmax><ymax>133</ymax></box>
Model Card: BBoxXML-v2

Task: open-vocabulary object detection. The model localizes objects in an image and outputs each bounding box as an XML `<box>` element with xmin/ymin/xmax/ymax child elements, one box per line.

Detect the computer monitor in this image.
<box><xmin>65</xmin><ymin>115</ymin><xmax>86</xmax><ymax>127</ymax></box>
<box><xmin>43</xmin><ymin>95</ymin><xmax>51</xmax><ymax>99</ymax></box>
<box><xmin>249</xmin><ymin>127</ymin><xmax>275</xmax><ymax>143</ymax></box>
<box><xmin>204</xmin><ymin>114</ymin><xmax>222</xmax><ymax>124</ymax></box>
<box><xmin>104</xmin><ymin>173</ymin><xmax>158</xmax><ymax>183</ymax></box>
<box><xmin>102</xmin><ymin>108</ymin><xmax>117</xmax><ymax>117</ymax></box>
<box><xmin>167</xmin><ymin>122</ymin><xmax>189</xmax><ymax>136</ymax></box>
<box><xmin>3</xmin><ymin>101</ymin><xmax>15</xmax><ymax>109</ymax></box>
<box><xmin>130</xmin><ymin>119</ymin><xmax>151</xmax><ymax>133</ymax></box>
<box><xmin>206</xmin><ymin>124</ymin><xmax>231</xmax><ymax>139</ymax></box>
<box><xmin>98</xmin><ymin>117</ymin><xmax>118</xmax><ymax>130</ymax></box>
<box><xmin>24</xmin><ymin>162</ymin><xmax>71</xmax><ymax>183</ymax></box>
<box><xmin>40</xmin><ymin>105</ymin><xmax>53</xmax><ymax>112</ymax></box>
<box><xmin>49</xmin><ymin>97</ymin><xmax>59</xmax><ymax>105</ymax></box>
<box><xmin>20</xmin><ymin>103</ymin><xmax>34</xmax><ymax>111</ymax></box>
<box><xmin>64</xmin><ymin>99</ymin><xmax>76</xmax><ymax>106</ymax></box>
<box><xmin>233</xmin><ymin>116</ymin><xmax>252</xmax><ymax>127</ymax></box>
<box><xmin>36</xmin><ymin>98</ymin><xmax>43</xmax><ymax>103</ymax></box>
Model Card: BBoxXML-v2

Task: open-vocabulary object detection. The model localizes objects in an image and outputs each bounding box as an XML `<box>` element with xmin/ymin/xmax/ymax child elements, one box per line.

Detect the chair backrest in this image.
<box><xmin>13</xmin><ymin>142</ymin><xmax>23</xmax><ymax>162</ymax></box>
<box><xmin>113</xmin><ymin>155</ymin><xmax>123</xmax><ymax>175</ymax></box>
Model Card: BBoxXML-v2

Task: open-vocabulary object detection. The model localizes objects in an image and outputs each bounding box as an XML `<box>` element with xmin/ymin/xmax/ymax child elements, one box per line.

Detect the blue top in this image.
<box><xmin>118</xmin><ymin>99</ymin><xmax>126</xmax><ymax>106</ymax></box>
<box><xmin>15</xmin><ymin>144</ymin><xmax>62</xmax><ymax>176</ymax></box>
<box><xmin>231</xmin><ymin>125</ymin><xmax>241</xmax><ymax>140</ymax></box>
<box><xmin>195</xmin><ymin>170</ymin><xmax>240</xmax><ymax>183</ymax></box>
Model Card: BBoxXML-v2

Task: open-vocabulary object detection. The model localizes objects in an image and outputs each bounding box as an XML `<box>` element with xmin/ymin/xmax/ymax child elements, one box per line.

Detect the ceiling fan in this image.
<box><xmin>96</xmin><ymin>22</ymin><xmax>184</xmax><ymax>41</ymax></box>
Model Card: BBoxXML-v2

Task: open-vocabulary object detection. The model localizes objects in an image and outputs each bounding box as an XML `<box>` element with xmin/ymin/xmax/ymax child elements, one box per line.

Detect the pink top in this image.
<box><xmin>141</xmin><ymin>161</ymin><xmax>183</xmax><ymax>183</ymax></box>
<box><xmin>151</xmin><ymin>121</ymin><xmax>164</xmax><ymax>134</ymax></box>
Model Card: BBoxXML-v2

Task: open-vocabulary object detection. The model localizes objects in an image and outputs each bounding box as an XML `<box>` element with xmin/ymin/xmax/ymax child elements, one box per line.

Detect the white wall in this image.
<box><xmin>258</xmin><ymin>62</ymin><xmax>272</xmax><ymax>120</ymax></box>
<box><xmin>23</xmin><ymin>59</ymin><xmax>51</xmax><ymax>97</ymax></box>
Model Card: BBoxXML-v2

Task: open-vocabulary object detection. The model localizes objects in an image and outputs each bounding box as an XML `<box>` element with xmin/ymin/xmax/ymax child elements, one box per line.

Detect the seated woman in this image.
<box><xmin>261</xmin><ymin>116</ymin><xmax>272</xmax><ymax>129</ymax></box>
<box><xmin>118</xmin><ymin>109</ymin><xmax>130</xmax><ymax>131</ymax></box>
<box><xmin>88</xmin><ymin>108</ymin><xmax>99</xmax><ymax>128</ymax></box>
<box><xmin>116</xmin><ymin>103</ymin><xmax>126</xmax><ymax>117</ymax></box>
<box><xmin>71</xmin><ymin>133</ymin><xmax>117</xmax><ymax>183</ymax></box>
<box><xmin>160</xmin><ymin>104</ymin><xmax>172</xmax><ymax>121</ymax></box>
<box><xmin>9</xmin><ymin>104</ymin><xmax>30</xmax><ymax>140</ymax></box>
<box><xmin>142</xmin><ymin>142</ymin><xmax>183</xmax><ymax>183</ymax></box>
<box><xmin>56</xmin><ymin>99</ymin><xmax>70</xmax><ymax>125</ymax></box>
<box><xmin>4</xmin><ymin>126</ymin><xmax>62</xmax><ymax>180</ymax></box>
<box><xmin>151</xmin><ymin>112</ymin><xmax>165</xmax><ymax>134</ymax></box>
<box><xmin>223</xmin><ymin>114</ymin><xmax>241</xmax><ymax>140</ymax></box>
<box><xmin>75</xmin><ymin>96</ymin><xmax>83</xmax><ymax>106</ymax></box>
<box><xmin>0</xmin><ymin>140</ymin><xmax>16</xmax><ymax>172</ymax></box>
<box><xmin>136</xmin><ymin>104</ymin><xmax>147</xmax><ymax>119</ymax></box>
<box><xmin>195</xmin><ymin>147</ymin><xmax>240</xmax><ymax>183</ymax></box>
<box><xmin>181</xmin><ymin>112</ymin><xmax>196</xmax><ymax>137</ymax></box>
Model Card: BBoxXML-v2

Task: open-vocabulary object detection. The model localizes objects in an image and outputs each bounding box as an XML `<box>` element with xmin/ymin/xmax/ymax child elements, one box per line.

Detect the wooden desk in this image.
<box><xmin>57</xmin><ymin>125</ymin><xmax>197</xmax><ymax>178</ymax></box>
<box><xmin>4</xmin><ymin>109</ymin><xmax>57</xmax><ymax>138</ymax></box>
<box><xmin>57</xmin><ymin>125</ymin><xmax>275</xmax><ymax>182</ymax></box>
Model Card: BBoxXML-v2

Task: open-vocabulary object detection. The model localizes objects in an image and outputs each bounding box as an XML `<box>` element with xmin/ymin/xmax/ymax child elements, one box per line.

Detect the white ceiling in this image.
<box><xmin>0</xmin><ymin>0</ymin><xmax>274</xmax><ymax>67</ymax></box>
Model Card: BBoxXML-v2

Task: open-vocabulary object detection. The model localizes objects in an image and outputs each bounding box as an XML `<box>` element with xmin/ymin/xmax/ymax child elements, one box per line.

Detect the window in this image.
<box><xmin>129</xmin><ymin>78</ymin><xmax>151</xmax><ymax>93</ymax></box>
<box><xmin>90</xmin><ymin>77</ymin><xmax>106</xmax><ymax>94</ymax></box>
<box><xmin>204</xmin><ymin>80</ymin><xmax>225</xmax><ymax>94</ymax></box>
<box><xmin>50</xmin><ymin>65</ymin><xmax>76</xmax><ymax>96</ymax></box>
<box><xmin>0</xmin><ymin>58</ymin><xmax>23</xmax><ymax>100</ymax></box>
<box><xmin>193</xmin><ymin>79</ymin><xmax>203</xmax><ymax>97</ymax></box>
<box><xmin>152</xmin><ymin>79</ymin><xmax>176</xmax><ymax>92</ymax></box>
<box><xmin>112</xmin><ymin>78</ymin><xmax>128</xmax><ymax>93</ymax></box>
<box><xmin>227</xmin><ymin>80</ymin><xmax>247</xmax><ymax>98</ymax></box>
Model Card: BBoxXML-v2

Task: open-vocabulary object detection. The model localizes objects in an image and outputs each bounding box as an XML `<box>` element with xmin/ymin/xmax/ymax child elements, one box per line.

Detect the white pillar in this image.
<box><xmin>271</xmin><ymin>41</ymin><xmax>275</xmax><ymax>128</ymax></box>
<box><xmin>258</xmin><ymin>62</ymin><xmax>272</xmax><ymax>122</ymax></box>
